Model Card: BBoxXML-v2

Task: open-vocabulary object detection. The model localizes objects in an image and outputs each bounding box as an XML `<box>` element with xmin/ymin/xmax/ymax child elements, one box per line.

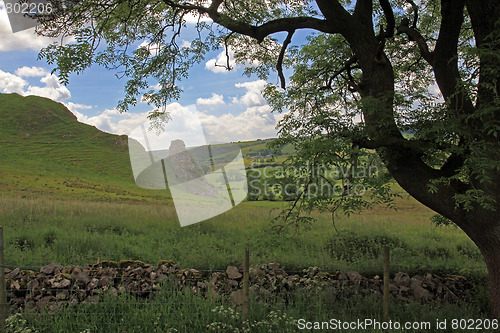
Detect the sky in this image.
<box><xmin>0</xmin><ymin>1</ymin><xmax>287</xmax><ymax>144</ymax></box>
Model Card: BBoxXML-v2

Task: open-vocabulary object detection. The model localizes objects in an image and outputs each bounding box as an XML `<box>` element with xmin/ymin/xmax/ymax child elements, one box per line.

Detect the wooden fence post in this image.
<box><xmin>242</xmin><ymin>248</ymin><xmax>249</xmax><ymax>320</ymax></box>
<box><xmin>0</xmin><ymin>227</ymin><xmax>7</xmax><ymax>332</ymax></box>
<box><xmin>383</xmin><ymin>246</ymin><xmax>390</xmax><ymax>321</ymax></box>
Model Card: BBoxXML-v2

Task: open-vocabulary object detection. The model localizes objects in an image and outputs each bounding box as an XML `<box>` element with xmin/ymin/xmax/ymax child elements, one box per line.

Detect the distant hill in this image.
<box><xmin>0</xmin><ymin>93</ymin><xmax>171</xmax><ymax>203</ymax></box>
<box><xmin>0</xmin><ymin>93</ymin><xmax>290</xmax><ymax>203</ymax></box>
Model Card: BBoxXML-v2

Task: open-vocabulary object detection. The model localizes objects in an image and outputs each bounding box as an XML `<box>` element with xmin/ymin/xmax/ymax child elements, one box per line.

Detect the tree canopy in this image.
<box><xmin>36</xmin><ymin>0</ymin><xmax>500</xmax><ymax>317</ymax></box>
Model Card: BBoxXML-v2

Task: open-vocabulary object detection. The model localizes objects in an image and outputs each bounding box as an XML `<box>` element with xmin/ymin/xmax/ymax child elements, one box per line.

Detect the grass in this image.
<box><xmin>0</xmin><ymin>93</ymin><xmax>285</xmax><ymax>202</ymax></box>
<box><xmin>12</xmin><ymin>280</ymin><xmax>494</xmax><ymax>332</ymax></box>
<box><xmin>0</xmin><ymin>195</ymin><xmax>486</xmax><ymax>278</ymax></box>
<box><xmin>0</xmin><ymin>93</ymin><xmax>494</xmax><ymax>330</ymax></box>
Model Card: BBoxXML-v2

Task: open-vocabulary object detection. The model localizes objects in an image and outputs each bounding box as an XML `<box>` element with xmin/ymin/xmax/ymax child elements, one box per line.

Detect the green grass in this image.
<box><xmin>0</xmin><ymin>93</ymin><xmax>287</xmax><ymax>201</ymax></box>
<box><xmin>0</xmin><ymin>93</ymin><xmax>173</xmax><ymax>203</ymax></box>
<box><xmin>0</xmin><ymin>195</ymin><xmax>485</xmax><ymax>278</ymax></box>
<box><xmin>0</xmin><ymin>93</ymin><xmax>483</xmax><ymax>275</ymax></box>
<box><xmin>12</xmin><ymin>281</ymin><xmax>494</xmax><ymax>332</ymax></box>
<box><xmin>0</xmin><ymin>93</ymin><xmax>495</xmax><ymax>330</ymax></box>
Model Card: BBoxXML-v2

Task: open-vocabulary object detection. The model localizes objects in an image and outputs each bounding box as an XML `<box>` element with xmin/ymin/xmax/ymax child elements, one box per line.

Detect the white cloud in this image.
<box><xmin>137</xmin><ymin>40</ymin><xmax>162</xmax><ymax>55</ymax></box>
<box><xmin>64</xmin><ymin>102</ymin><xmax>93</xmax><ymax>121</ymax></box>
<box><xmin>15</xmin><ymin>66</ymin><xmax>49</xmax><ymax>77</ymax></box>
<box><xmin>232</xmin><ymin>80</ymin><xmax>268</xmax><ymax>107</ymax></box>
<box><xmin>205</xmin><ymin>49</ymin><xmax>237</xmax><ymax>73</ymax></box>
<box><xmin>199</xmin><ymin>105</ymin><xmax>281</xmax><ymax>143</ymax></box>
<box><xmin>183</xmin><ymin>12</ymin><xmax>212</xmax><ymax>24</ymax></box>
<box><xmin>205</xmin><ymin>44</ymin><xmax>261</xmax><ymax>74</ymax></box>
<box><xmin>75</xmin><ymin>101</ymin><xmax>281</xmax><ymax>143</ymax></box>
<box><xmin>196</xmin><ymin>93</ymin><xmax>225</xmax><ymax>105</ymax></box>
<box><xmin>75</xmin><ymin>104</ymin><xmax>205</xmax><ymax>142</ymax></box>
<box><xmin>73</xmin><ymin>107</ymin><xmax>146</xmax><ymax>135</ymax></box>
<box><xmin>0</xmin><ymin>69</ymin><xmax>28</xmax><ymax>93</ymax></box>
<box><xmin>0</xmin><ymin>2</ymin><xmax>57</xmax><ymax>51</ymax></box>
<box><xmin>25</xmin><ymin>74</ymin><xmax>71</xmax><ymax>101</ymax></box>
<box><xmin>151</xmin><ymin>83</ymin><xmax>162</xmax><ymax>90</ymax></box>
<box><xmin>0</xmin><ymin>67</ymin><xmax>70</xmax><ymax>101</ymax></box>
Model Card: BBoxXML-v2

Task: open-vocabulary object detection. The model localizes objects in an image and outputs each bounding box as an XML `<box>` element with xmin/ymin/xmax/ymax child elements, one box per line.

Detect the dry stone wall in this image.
<box><xmin>4</xmin><ymin>260</ymin><xmax>473</xmax><ymax>312</ymax></box>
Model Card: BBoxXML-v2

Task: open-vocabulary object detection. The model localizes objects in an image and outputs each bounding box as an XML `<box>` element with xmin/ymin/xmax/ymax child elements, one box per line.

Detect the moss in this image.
<box><xmin>182</xmin><ymin>269</ymin><xmax>203</xmax><ymax>279</ymax></box>
<box><xmin>19</xmin><ymin>270</ymin><xmax>36</xmax><ymax>278</ymax></box>
<box><xmin>119</xmin><ymin>260</ymin><xmax>149</xmax><ymax>269</ymax></box>
<box><xmin>157</xmin><ymin>259</ymin><xmax>176</xmax><ymax>268</ymax></box>
<box><xmin>100</xmin><ymin>261</ymin><xmax>119</xmax><ymax>269</ymax></box>
<box><xmin>55</xmin><ymin>273</ymin><xmax>72</xmax><ymax>280</ymax></box>
<box><xmin>88</xmin><ymin>268</ymin><xmax>115</xmax><ymax>277</ymax></box>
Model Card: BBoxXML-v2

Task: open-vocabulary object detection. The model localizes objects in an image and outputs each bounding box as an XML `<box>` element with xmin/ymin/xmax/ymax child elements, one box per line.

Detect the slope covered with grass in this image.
<box><xmin>0</xmin><ymin>93</ymin><xmax>171</xmax><ymax>203</ymax></box>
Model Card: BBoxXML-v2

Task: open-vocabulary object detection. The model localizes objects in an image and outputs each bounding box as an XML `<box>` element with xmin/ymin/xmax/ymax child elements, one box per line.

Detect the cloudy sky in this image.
<box><xmin>0</xmin><ymin>1</ymin><xmax>285</xmax><ymax>144</ymax></box>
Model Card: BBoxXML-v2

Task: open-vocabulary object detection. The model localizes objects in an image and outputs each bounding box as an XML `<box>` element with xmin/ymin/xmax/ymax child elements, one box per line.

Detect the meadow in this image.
<box><xmin>0</xmin><ymin>94</ymin><xmax>495</xmax><ymax>331</ymax></box>
<box><xmin>0</xmin><ymin>194</ymin><xmax>485</xmax><ymax>276</ymax></box>
<box><xmin>1</xmin><ymin>194</ymin><xmax>493</xmax><ymax>332</ymax></box>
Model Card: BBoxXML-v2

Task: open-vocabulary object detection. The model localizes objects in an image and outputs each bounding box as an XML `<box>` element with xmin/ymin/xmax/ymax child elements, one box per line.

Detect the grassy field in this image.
<box><xmin>0</xmin><ymin>93</ymin><xmax>495</xmax><ymax>330</ymax></box>
<box><xmin>2</xmin><ymin>194</ymin><xmax>493</xmax><ymax>332</ymax></box>
<box><xmin>0</xmin><ymin>194</ymin><xmax>485</xmax><ymax>278</ymax></box>
<box><xmin>0</xmin><ymin>94</ymin><xmax>289</xmax><ymax>202</ymax></box>
<box><xmin>0</xmin><ymin>192</ymin><xmax>492</xmax><ymax>331</ymax></box>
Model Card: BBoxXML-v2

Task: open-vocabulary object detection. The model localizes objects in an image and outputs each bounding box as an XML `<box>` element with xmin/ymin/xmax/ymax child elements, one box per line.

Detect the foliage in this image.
<box><xmin>32</xmin><ymin>2</ymin><xmax>500</xmax><ymax>315</ymax></box>
<box><xmin>35</xmin><ymin>1</ymin><xmax>500</xmax><ymax>229</ymax></box>
<box><xmin>6</xmin><ymin>313</ymin><xmax>38</xmax><ymax>333</ymax></box>
<box><xmin>430</xmin><ymin>214</ymin><xmax>458</xmax><ymax>228</ymax></box>
<box><xmin>267</xmin><ymin>134</ymin><xmax>400</xmax><ymax>234</ymax></box>
<box><xmin>207</xmin><ymin>306</ymin><xmax>297</xmax><ymax>332</ymax></box>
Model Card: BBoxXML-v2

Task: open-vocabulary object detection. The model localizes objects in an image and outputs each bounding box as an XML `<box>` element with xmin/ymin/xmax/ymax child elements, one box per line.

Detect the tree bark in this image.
<box><xmin>479</xmin><ymin>230</ymin><xmax>500</xmax><ymax>319</ymax></box>
<box><xmin>459</xmin><ymin>213</ymin><xmax>500</xmax><ymax>319</ymax></box>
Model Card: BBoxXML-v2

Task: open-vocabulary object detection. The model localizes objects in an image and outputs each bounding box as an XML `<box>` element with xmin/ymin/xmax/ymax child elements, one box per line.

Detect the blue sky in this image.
<box><xmin>0</xmin><ymin>1</ymin><xmax>287</xmax><ymax>143</ymax></box>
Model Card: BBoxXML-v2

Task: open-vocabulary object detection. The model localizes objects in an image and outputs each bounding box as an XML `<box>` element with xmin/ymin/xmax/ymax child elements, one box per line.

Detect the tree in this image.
<box><xmin>37</xmin><ymin>0</ymin><xmax>500</xmax><ymax>317</ymax></box>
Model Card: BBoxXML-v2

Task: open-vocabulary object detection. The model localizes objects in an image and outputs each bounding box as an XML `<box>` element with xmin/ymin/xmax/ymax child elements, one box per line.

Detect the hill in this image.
<box><xmin>0</xmin><ymin>93</ymin><xmax>171</xmax><ymax>203</ymax></box>
<box><xmin>0</xmin><ymin>93</ymin><xmax>290</xmax><ymax>202</ymax></box>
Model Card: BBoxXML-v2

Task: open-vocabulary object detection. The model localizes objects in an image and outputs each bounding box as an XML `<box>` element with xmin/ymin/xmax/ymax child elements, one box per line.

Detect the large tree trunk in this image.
<box><xmin>459</xmin><ymin>213</ymin><xmax>500</xmax><ymax>319</ymax></box>
<box><xmin>387</xmin><ymin>158</ymin><xmax>500</xmax><ymax>318</ymax></box>
<box><xmin>384</xmin><ymin>146</ymin><xmax>500</xmax><ymax>319</ymax></box>
<box><xmin>481</xmin><ymin>238</ymin><xmax>500</xmax><ymax>319</ymax></box>
<box><xmin>338</xmin><ymin>0</ymin><xmax>500</xmax><ymax>318</ymax></box>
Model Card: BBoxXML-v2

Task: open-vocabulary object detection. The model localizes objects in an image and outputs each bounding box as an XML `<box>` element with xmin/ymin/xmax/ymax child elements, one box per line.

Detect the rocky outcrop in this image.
<box><xmin>4</xmin><ymin>261</ymin><xmax>473</xmax><ymax>312</ymax></box>
<box><xmin>164</xmin><ymin>140</ymin><xmax>218</xmax><ymax>197</ymax></box>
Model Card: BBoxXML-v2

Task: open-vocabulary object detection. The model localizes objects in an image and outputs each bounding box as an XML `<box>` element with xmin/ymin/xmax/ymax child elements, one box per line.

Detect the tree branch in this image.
<box><xmin>277</xmin><ymin>30</ymin><xmax>295</xmax><ymax>89</ymax></box>
<box><xmin>217</xmin><ymin>32</ymin><xmax>235</xmax><ymax>70</ymax></box>
<box><xmin>161</xmin><ymin>1</ymin><xmax>338</xmax><ymax>42</ymax></box>
<box><xmin>353</xmin><ymin>0</ymin><xmax>373</xmax><ymax>27</ymax></box>
<box><xmin>397</xmin><ymin>20</ymin><xmax>434</xmax><ymax>63</ymax></box>
<box><xmin>405</xmin><ymin>0</ymin><xmax>419</xmax><ymax>28</ymax></box>
<box><xmin>315</xmin><ymin>0</ymin><xmax>353</xmax><ymax>33</ymax></box>
<box><xmin>208</xmin><ymin>0</ymin><xmax>224</xmax><ymax>12</ymax></box>
<box><xmin>433</xmin><ymin>0</ymin><xmax>475</xmax><ymax>116</ymax></box>
<box><xmin>321</xmin><ymin>56</ymin><xmax>358</xmax><ymax>91</ymax></box>
<box><xmin>440</xmin><ymin>152</ymin><xmax>466</xmax><ymax>177</ymax></box>
<box><xmin>378</xmin><ymin>0</ymin><xmax>395</xmax><ymax>38</ymax></box>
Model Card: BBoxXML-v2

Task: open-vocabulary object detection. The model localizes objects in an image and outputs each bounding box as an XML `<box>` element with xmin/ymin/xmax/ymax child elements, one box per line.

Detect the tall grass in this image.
<box><xmin>16</xmin><ymin>282</ymin><xmax>493</xmax><ymax>332</ymax></box>
<box><xmin>0</xmin><ymin>195</ymin><xmax>486</xmax><ymax>277</ymax></box>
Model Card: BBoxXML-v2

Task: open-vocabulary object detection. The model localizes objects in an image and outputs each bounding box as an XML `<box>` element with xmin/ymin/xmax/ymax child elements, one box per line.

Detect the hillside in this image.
<box><xmin>0</xmin><ymin>93</ymin><xmax>171</xmax><ymax>203</ymax></box>
<box><xmin>0</xmin><ymin>93</ymin><xmax>290</xmax><ymax>202</ymax></box>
